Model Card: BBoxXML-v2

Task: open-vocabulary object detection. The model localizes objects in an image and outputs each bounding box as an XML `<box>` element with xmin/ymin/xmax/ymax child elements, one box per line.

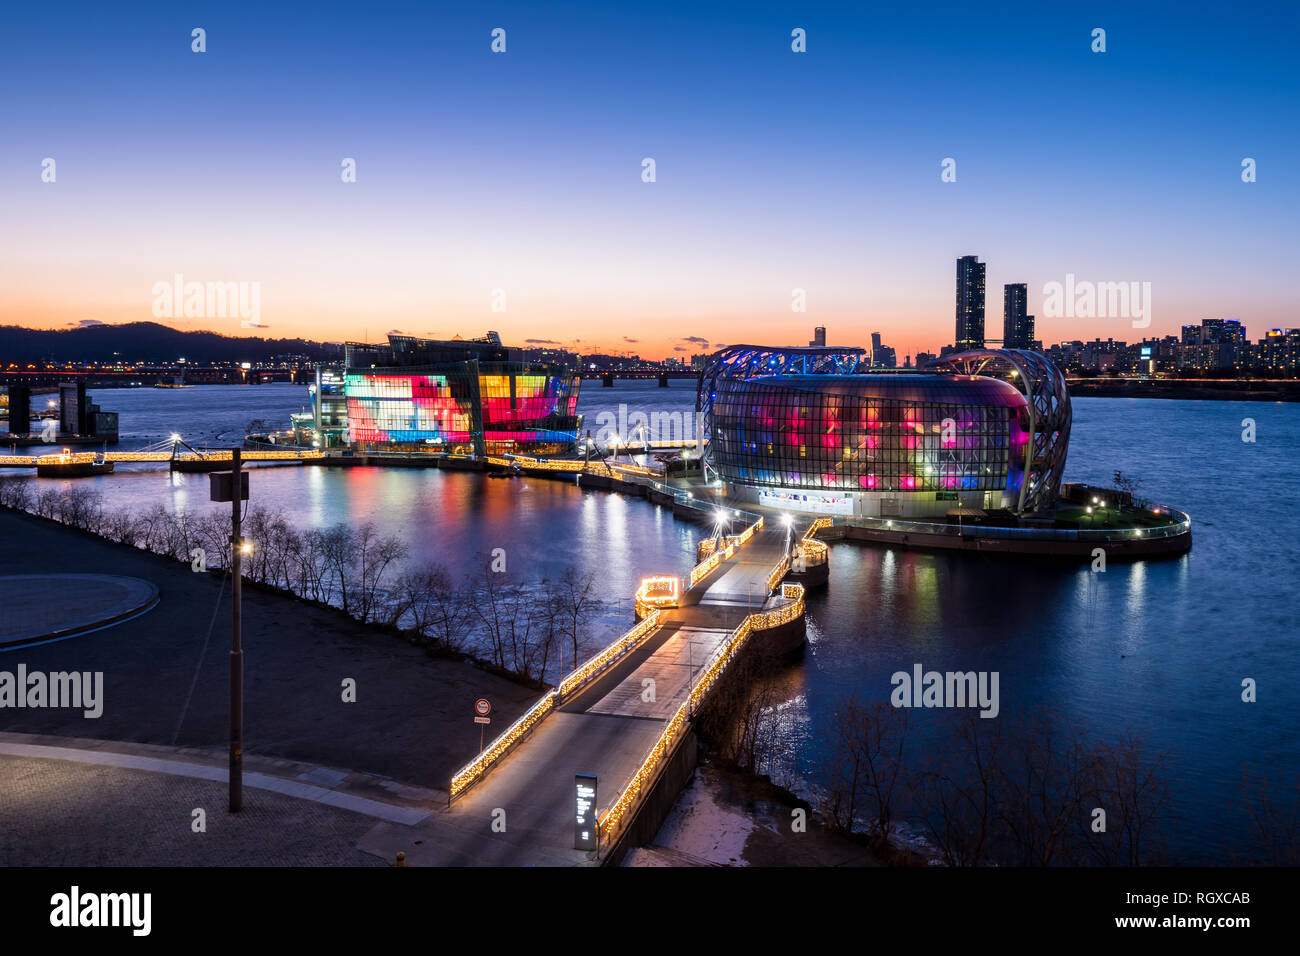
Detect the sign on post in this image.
<box><xmin>473</xmin><ymin>698</ymin><xmax>492</xmax><ymax>754</ymax></box>
<box><xmin>209</xmin><ymin>470</ymin><xmax>249</xmax><ymax>502</ymax></box>
<box><xmin>575</xmin><ymin>773</ymin><xmax>598</xmax><ymax>851</ymax></box>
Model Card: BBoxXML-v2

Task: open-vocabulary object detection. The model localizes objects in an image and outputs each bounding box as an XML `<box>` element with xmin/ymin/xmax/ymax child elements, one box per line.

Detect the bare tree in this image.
<box><xmin>353</xmin><ymin>524</ymin><xmax>408</xmax><ymax>623</ymax></box>
<box><xmin>0</xmin><ymin>477</ymin><xmax>32</xmax><ymax>511</ymax></box>
<box><xmin>548</xmin><ymin>566</ymin><xmax>600</xmax><ymax>673</ymax></box>
<box><xmin>1112</xmin><ymin>470</ymin><xmax>1144</xmax><ymax>504</ymax></box>
<box><xmin>1081</xmin><ymin>732</ymin><xmax>1171</xmax><ymax>866</ymax></box>
<box><xmin>1238</xmin><ymin>769</ymin><xmax>1300</xmax><ymax>865</ymax></box>
<box><xmin>293</xmin><ymin>528</ymin><xmax>331</xmax><ymax>601</ymax></box>
<box><xmin>995</xmin><ymin>709</ymin><xmax>1096</xmax><ymax>866</ymax></box>
<box><xmin>915</xmin><ymin>711</ymin><xmax>1005</xmax><ymax>866</ymax></box>
<box><xmin>319</xmin><ymin>523</ymin><xmax>357</xmax><ymax>614</ymax></box>
<box><xmin>101</xmin><ymin>507</ymin><xmax>142</xmax><ymax>546</ymax></box>
<box><xmin>820</xmin><ymin>695</ymin><xmax>911</xmax><ymax>841</ymax></box>
<box><xmin>470</xmin><ymin>560</ymin><xmax>510</xmax><ymax>668</ymax></box>
<box><xmin>388</xmin><ymin>563</ymin><xmax>472</xmax><ymax>651</ymax></box>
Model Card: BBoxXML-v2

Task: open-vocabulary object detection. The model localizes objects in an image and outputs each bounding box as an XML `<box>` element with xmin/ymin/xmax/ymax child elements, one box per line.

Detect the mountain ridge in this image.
<box><xmin>0</xmin><ymin>322</ymin><xmax>344</xmax><ymax>363</ymax></box>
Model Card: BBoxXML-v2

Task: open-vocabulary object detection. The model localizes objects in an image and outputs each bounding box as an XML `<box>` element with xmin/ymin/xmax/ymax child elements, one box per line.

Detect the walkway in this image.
<box><xmin>385</xmin><ymin>522</ymin><xmax>799</xmax><ymax>866</ymax></box>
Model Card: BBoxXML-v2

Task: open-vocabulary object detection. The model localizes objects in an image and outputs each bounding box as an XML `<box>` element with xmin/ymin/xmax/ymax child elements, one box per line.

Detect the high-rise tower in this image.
<box><xmin>956</xmin><ymin>256</ymin><xmax>986</xmax><ymax>350</ymax></box>
<box><xmin>1003</xmin><ymin>283</ymin><xmax>1032</xmax><ymax>349</ymax></box>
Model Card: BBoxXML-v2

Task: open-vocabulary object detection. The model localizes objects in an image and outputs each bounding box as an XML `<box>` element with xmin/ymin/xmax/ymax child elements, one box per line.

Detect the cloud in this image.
<box><xmin>623</xmin><ymin>336</ymin><xmax>639</xmax><ymax>343</ymax></box>
<box><xmin>388</xmin><ymin>328</ymin><xmax>404</xmax><ymax>335</ymax></box>
<box><xmin>525</xmin><ymin>338</ymin><xmax>559</xmax><ymax>345</ymax></box>
<box><xmin>240</xmin><ymin>320</ymin><xmax>268</xmax><ymax>329</ymax></box>
<box><xmin>682</xmin><ymin>336</ymin><xmax>709</xmax><ymax>345</ymax></box>
<box><xmin>673</xmin><ymin>346</ymin><xmax>687</xmax><ymax>352</ymax></box>
<box><xmin>72</xmin><ymin>319</ymin><xmax>104</xmax><ymax>328</ymax></box>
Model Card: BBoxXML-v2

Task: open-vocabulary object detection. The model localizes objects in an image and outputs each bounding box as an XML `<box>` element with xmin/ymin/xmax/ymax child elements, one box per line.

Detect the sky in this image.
<box><xmin>1</xmin><ymin>0</ymin><xmax>1297</xmax><ymax>361</ymax></box>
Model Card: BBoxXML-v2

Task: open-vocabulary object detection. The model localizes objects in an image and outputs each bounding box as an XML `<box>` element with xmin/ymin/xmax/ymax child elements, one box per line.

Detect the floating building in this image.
<box><xmin>313</xmin><ymin>332</ymin><xmax>582</xmax><ymax>456</ymax></box>
<box><xmin>697</xmin><ymin>345</ymin><xmax>1070</xmax><ymax>518</ymax></box>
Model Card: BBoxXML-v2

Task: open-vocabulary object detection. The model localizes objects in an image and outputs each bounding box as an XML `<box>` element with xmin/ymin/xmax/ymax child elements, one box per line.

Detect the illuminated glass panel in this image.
<box><xmin>711</xmin><ymin>374</ymin><xmax>1028</xmax><ymax>495</ymax></box>
<box><xmin>344</xmin><ymin>365</ymin><xmax>581</xmax><ymax>455</ymax></box>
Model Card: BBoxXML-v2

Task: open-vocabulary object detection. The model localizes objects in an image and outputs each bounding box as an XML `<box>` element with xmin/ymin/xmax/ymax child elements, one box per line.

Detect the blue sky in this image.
<box><xmin>1</xmin><ymin>0</ymin><xmax>1296</xmax><ymax>357</ymax></box>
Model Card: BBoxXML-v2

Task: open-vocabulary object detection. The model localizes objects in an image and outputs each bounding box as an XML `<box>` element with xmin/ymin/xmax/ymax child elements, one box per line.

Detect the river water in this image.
<box><xmin>10</xmin><ymin>381</ymin><xmax>1298</xmax><ymax>863</ymax></box>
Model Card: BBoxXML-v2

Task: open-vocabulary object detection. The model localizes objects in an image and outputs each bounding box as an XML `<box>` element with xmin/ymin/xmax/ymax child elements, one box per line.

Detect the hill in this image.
<box><xmin>0</xmin><ymin>322</ymin><xmax>344</xmax><ymax>364</ymax></box>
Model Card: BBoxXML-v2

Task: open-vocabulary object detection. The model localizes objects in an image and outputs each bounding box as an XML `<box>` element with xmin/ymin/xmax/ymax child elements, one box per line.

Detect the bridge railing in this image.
<box><xmin>448</xmin><ymin>609</ymin><xmax>663</xmax><ymax>805</ymax></box>
<box><xmin>598</xmin><ymin>699</ymin><xmax>691</xmax><ymax>846</ymax></box>
<box><xmin>558</xmin><ymin>610</ymin><xmax>661</xmax><ymax>699</ymax></box>
<box><xmin>687</xmin><ymin>515</ymin><xmax>764</xmax><ymax>589</ymax></box>
<box><xmin>765</xmin><ymin>553</ymin><xmax>791</xmax><ymax>592</ymax></box>
<box><xmin>633</xmin><ymin>577</ymin><xmax>679</xmax><ymax>620</ymax></box>
<box><xmin>448</xmin><ymin>690</ymin><xmax>559</xmax><ymax>804</ymax></box>
<box><xmin>596</xmin><ymin>575</ymin><xmax>805</xmax><ymax>854</ymax></box>
<box><xmin>798</xmin><ymin>517</ymin><xmax>832</xmax><ymax>564</ymax></box>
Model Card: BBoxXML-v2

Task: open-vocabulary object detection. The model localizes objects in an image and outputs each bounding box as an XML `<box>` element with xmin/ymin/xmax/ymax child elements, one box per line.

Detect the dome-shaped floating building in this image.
<box><xmin>696</xmin><ymin>345</ymin><xmax>1071</xmax><ymax>519</ymax></box>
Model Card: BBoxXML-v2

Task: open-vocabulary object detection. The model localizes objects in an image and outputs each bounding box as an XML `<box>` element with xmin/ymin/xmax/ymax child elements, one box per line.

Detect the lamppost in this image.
<box><xmin>228</xmin><ymin>449</ymin><xmax>245</xmax><ymax>812</ymax></box>
<box><xmin>713</xmin><ymin>509</ymin><xmax>730</xmax><ymax>548</ymax></box>
<box><xmin>210</xmin><ymin>447</ymin><xmax>249</xmax><ymax>813</ymax></box>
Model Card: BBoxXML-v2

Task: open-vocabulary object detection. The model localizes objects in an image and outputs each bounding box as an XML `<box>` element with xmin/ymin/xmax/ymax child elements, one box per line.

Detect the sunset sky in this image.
<box><xmin>1</xmin><ymin>1</ymin><xmax>1296</xmax><ymax>360</ymax></box>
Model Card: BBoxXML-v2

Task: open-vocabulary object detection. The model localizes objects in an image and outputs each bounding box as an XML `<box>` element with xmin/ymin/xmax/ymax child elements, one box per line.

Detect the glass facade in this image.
<box><xmin>344</xmin><ymin>363</ymin><xmax>581</xmax><ymax>456</ymax></box>
<box><xmin>312</xmin><ymin>368</ymin><xmax>350</xmax><ymax>448</ymax></box>
<box><xmin>711</xmin><ymin>374</ymin><xmax>1030</xmax><ymax>512</ymax></box>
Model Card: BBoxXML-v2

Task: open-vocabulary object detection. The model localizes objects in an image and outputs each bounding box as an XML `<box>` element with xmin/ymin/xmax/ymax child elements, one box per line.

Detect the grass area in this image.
<box><xmin>1054</xmin><ymin>504</ymin><xmax>1179</xmax><ymax>530</ymax></box>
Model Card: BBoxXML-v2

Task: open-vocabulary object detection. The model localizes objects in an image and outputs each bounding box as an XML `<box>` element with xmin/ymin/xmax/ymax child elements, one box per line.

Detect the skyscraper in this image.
<box><xmin>956</xmin><ymin>256</ymin><xmax>986</xmax><ymax>350</ymax></box>
<box><xmin>869</xmin><ymin>332</ymin><xmax>895</xmax><ymax>367</ymax></box>
<box><xmin>810</xmin><ymin>326</ymin><xmax>826</xmax><ymax>348</ymax></box>
<box><xmin>1003</xmin><ymin>283</ymin><xmax>1032</xmax><ymax>349</ymax></box>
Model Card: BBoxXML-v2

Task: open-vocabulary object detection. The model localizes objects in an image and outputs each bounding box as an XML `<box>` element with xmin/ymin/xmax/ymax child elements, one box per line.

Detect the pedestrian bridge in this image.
<box><xmin>439</xmin><ymin>515</ymin><xmax>831</xmax><ymax>865</ymax></box>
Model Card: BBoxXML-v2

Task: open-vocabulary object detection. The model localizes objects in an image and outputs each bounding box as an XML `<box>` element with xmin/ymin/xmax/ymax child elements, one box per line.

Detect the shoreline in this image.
<box><xmin>1067</xmin><ymin>379</ymin><xmax>1300</xmax><ymax>402</ymax></box>
<box><xmin>625</xmin><ymin>757</ymin><xmax>925</xmax><ymax>867</ymax></box>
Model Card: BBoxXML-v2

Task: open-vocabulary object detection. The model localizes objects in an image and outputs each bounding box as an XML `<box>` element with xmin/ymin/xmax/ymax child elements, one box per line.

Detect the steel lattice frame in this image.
<box><xmin>695</xmin><ymin>345</ymin><xmax>867</xmax><ymax>482</ymax></box>
<box><xmin>925</xmin><ymin>349</ymin><xmax>1072</xmax><ymax>514</ymax></box>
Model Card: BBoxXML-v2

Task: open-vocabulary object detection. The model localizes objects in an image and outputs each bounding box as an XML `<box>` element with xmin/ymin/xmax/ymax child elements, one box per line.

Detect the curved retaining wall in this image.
<box><xmin>819</xmin><ymin>521</ymin><xmax>1191</xmax><ymax>560</ymax></box>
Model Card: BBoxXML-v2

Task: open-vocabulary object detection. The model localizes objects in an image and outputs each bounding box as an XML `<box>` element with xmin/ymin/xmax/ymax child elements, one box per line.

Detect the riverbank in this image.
<box><xmin>1067</xmin><ymin>378</ymin><xmax>1300</xmax><ymax>401</ymax></box>
<box><xmin>0</xmin><ymin>506</ymin><xmax>541</xmax><ymax>792</ymax></box>
<box><xmin>625</xmin><ymin>758</ymin><xmax>920</xmax><ymax>866</ymax></box>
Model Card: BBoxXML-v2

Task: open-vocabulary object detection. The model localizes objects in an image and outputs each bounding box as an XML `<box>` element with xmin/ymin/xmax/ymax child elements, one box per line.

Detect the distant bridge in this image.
<box><xmin>574</xmin><ymin>370</ymin><xmax>697</xmax><ymax>381</ymax></box>
<box><xmin>0</xmin><ymin>448</ymin><xmax>322</xmax><ymax>471</ymax></box>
